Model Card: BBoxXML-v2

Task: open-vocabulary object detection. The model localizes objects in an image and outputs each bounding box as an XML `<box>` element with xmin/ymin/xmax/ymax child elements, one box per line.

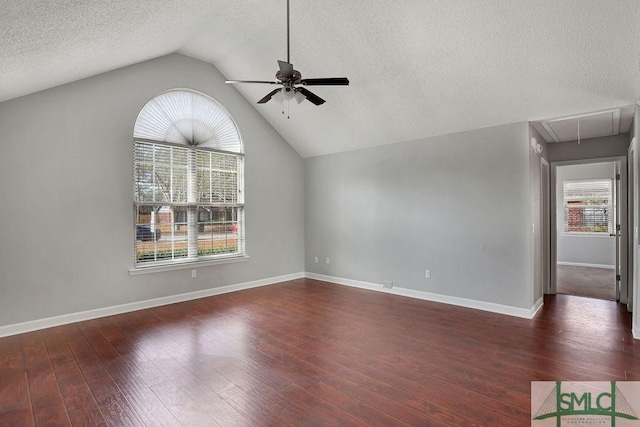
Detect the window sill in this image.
<box><xmin>129</xmin><ymin>255</ymin><xmax>250</xmax><ymax>276</ymax></box>
<box><xmin>561</xmin><ymin>233</ymin><xmax>613</xmax><ymax>238</ymax></box>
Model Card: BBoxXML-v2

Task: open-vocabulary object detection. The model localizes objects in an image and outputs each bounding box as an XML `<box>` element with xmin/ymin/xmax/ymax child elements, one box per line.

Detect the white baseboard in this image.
<box><xmin>634</xmin><ymin>326</ymin><xmax>639</xmax><ymax>340</ymax></box>
<box><xmin>305</xmin><ymin>272</ymin><xmax>538</xmax><ymax>319</ymax></box>
<box><xmin>530</xmin><ymin>297</ymin><xmax>544</xmax><ymax>318</ymax></box>
<box><xmin>557</xmin><ymin>261</ymin><xmax>616</xmax><ymax>270</ymax></box>
<box><xmin>5</xmin><ymin>270</ymin><xmax>621</xmax><ymax>338</ymax></box>
<box><xmin>0</xmin><ymin>272</ymin><xmax>305</xmax><ymax>338</ymax></box>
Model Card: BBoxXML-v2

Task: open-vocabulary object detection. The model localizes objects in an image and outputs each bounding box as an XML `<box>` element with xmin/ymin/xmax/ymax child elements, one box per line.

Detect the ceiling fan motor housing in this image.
<box><xmin>276</xmin><ymin>69</ymin><xmax>301</xmax><ymax>83</ymax></box>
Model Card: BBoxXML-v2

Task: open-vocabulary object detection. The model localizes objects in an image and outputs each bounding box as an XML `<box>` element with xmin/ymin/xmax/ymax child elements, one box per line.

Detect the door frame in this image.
<box><xmin>628</xmin><ymin>137</ymin><xmax>637</xmax><ymax>314</ymax></box>
<box><xmin>549</xmin><ymin>156</ymin><xmax>627</xmax><ymax>297</ymax></box>
<box><xmin>541</xmin><ymin>158</ymin><xmax>551</xmax><ymax>295</ymax></box>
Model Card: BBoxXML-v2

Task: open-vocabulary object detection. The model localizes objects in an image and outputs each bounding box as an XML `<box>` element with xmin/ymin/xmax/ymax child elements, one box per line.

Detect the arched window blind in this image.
<box><xmin>134</xmin><ymin>89</ymin><xmax>243</xmax><ymax>153</ymax></box>
<box><xmin>133</xmin><ymin>89</ymin><xmax>245</xmax><ymax>267</ymax></box>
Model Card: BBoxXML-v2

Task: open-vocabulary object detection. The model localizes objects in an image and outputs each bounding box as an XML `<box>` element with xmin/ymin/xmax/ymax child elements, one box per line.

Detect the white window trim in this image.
<box><xmin>132</xmin><ymin>89</ymin><xmax>245</xmax><ymax>270</ymax></box>
<box><xmin>133</xmin><ymin>142</ymin><xmax>245</xmax><ymax>267</ymax></box>
<box><xmin>560</xmin><ymin>232</ymin><xmax>614</xmax><ymax>238</ymax></box>
<box><xmin>129</xmin><ymin>254</ymin><xmax>250</xmax><ymax>275</ymax></box>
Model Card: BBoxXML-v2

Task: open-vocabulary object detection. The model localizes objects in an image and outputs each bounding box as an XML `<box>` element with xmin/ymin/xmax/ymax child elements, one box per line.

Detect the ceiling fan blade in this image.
<box><xmin>278</xmin><ymin>60</ymin><xmax>295</xmax><ymax>79</ymax></box>
<box><xmin>225</xmin><ymin>80</ymin><xmax>280</xmax><ymax>85</ymax></box>
<box><xmin>299</xmin><ymin>77</ymin><xmax>350</xmax><ymax>86</ymax></box>
<box><xmin>257</xmin><ymin>88</ymin><xmax>282</xmax><ymax>104</ymax></box>
<box><xmin>297</xmin><ymin>87</ymin><xmax>326</xmax><ymax>106</ymax></box>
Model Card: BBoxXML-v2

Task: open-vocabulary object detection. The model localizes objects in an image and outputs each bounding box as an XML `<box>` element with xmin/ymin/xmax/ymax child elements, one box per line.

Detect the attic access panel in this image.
<box><xmin>541</xmin><ymin>109</ymin><xmax>620</xmax><ymax>143</ymax></box>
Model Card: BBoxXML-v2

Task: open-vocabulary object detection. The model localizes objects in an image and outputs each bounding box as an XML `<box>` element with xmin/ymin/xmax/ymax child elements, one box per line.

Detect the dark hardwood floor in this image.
<box><xmin>0</xmin><ymin>278</ymin><xmax>637</xmax><ymax>426</ymax></box>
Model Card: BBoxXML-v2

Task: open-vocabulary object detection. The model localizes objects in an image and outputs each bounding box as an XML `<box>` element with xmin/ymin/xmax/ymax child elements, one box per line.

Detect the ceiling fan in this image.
<box><xmin>225</xmin><ymin>0</ymin><xmax>349</xmax><ymax>107</ymax></box>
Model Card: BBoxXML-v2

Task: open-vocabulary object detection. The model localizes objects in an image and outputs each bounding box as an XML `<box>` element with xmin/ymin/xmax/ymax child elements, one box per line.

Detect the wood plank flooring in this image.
<box><xmin>0</xmin><ymin>278</ymin><xmax>637</xmax><ymax>426</ymax></box>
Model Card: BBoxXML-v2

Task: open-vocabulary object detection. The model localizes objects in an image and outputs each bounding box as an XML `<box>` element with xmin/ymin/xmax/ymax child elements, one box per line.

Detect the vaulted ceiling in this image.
<box><xmin>2</xmin><ymin>0</ymin><xmax>639</xmax><ymax>157</ymax></box>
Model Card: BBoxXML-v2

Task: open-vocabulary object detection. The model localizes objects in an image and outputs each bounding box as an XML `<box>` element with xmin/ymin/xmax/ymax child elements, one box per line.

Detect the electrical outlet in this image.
<box><xmin>192</xmin><ymin>269</ymin><xmax>197</xmax><ymax>278</ymax></box>
<box><xmin>325</xmin><ymin>257</ymin><xmax>330</xmax><ymax>264</ymax></box>
<box><xmin>314</xmin><ymin>256</ymin><xmax>318</xmax><ymax>263</ymax></box>
<box><xmin>425</xmin><ymin>270</ymin><xmax>431</xmax><ymax>279</ymax></box>
<box><xmin>383</xmin><ymin>281</ymin><xmax>393</xmax><ymax>289</ymax></box>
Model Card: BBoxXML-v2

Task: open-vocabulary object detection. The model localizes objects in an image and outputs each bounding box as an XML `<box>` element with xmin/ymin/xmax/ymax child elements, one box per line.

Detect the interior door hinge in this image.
<box><xmin>617</xmin><ymin>224</ymin><xmax>621</xmax><ymax>231</ymax></box>
<box><xmin>616</xmin><ymin>274</ymin><xmax>621</xmax><ymax>281</ymax></box>
<box><xmin>616</xmin><ymin>173</ymin><xmax>621</xmax><ymax>180</ymax></box>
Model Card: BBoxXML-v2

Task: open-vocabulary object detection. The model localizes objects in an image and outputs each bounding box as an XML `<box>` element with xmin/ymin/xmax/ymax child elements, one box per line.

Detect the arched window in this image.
<box><xmin>133</xmin><ymin>89</ymin><xmax>244</xmax><ymax>267</ymax></box>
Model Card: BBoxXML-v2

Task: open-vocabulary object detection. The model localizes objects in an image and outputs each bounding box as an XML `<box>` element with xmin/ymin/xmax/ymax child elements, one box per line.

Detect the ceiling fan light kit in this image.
<box><xmin>225</xmin><ymin>0</ymin><xmax>349</xmax><ymax>114</ymax></box>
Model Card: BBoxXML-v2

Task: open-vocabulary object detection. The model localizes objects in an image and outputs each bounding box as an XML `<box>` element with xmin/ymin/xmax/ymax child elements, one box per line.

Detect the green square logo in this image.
<box><xmin>532</xmin><ymin>381</ymin><xmax>640</xmax><ymax>426</ymax></box>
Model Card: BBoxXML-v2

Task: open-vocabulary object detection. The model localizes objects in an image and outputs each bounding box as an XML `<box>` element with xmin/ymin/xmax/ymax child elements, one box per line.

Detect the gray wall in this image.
<box><xmin>0</xmin><ymin>53</ymin><xmax>305</xmax><ymax>327</ymax></box>
<box><xmin>555</xmin><ymin>163</ymin><xmax>616</xmax><ymax>266</ymax></box>
<box><xmin>305</xmin><ymin>122</ymin><xmax>534</xmax><ymax>309</ymax></box>
<box><xmin>547</xmin><ymin>134</ymin><xmax>630</xmax><ymax>162</ymax></box>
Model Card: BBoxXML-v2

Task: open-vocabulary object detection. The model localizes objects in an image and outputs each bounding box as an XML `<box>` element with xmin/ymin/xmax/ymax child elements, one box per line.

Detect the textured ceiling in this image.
<box><xmin>2</xmin><ymin>1</ymin><xmax>640</xmax><ymax>157</ymax></box>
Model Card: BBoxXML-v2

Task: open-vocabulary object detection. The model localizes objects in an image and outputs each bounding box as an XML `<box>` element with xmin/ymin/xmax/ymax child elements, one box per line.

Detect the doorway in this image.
<box><xmin>551</xmin><ymin>159</ymin><xmax>626</xmax><ymax>301</ymax></box>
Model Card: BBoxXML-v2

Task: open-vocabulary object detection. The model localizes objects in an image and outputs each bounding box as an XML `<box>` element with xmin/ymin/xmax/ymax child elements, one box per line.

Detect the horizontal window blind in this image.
<box><xmin>563</xmin><ymin>179</ymin><xmax>612</xmax><ymax>233</ymax></box>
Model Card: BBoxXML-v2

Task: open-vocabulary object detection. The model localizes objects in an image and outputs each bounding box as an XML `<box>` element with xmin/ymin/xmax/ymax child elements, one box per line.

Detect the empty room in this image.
<box><xmin>1</xmin><ymin>1</ymin><xmax>640</xmax><ymax>426</ymax></box>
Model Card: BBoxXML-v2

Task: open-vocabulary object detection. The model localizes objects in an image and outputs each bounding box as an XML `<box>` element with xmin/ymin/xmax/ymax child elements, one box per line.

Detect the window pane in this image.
<box><xmin>563</xmin><ymin>179</ymin><xmax>612</xmax><ymax>233</ymax></box>
<box><xmin>172</xmin><ymin>165</ymin><xmax>188</xmax><ymax>203</ymax></box>
<box><xmin>134</xmin><ymin>140</ymin><xmax>244</xmax><ymax>266</ymax></box>
<box><xmin>197</xmin><ymin>151</ymin><xmax>212</xmax><ymax>203</ymax></box>
<box><xmin>566</xmin><ymin>206</ymin><xmax>609</xmax><ymax>232</ymax></box>
<box><xmin>135</xmin><ymin>205</ymin><xmax>189</xmax><ymax>263</ymax></box>
<box><xmin>197</xmin><ymin>206</ymin><xmax>241</xmax><ymax>256</ymax></box>
<box><xmin>134</xmin><ymin>163</ymin><xmax>155</xmax><ymax>202</ymax></box>
<box><xmin>197</xmin><ymin>151</ymin><xmax>239</xmax><ymax>204</ymax></box>
<box><xmin>134</xmin><ymin>142</ymin><xmax>190</xmax><ymax>203</ymax></box>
